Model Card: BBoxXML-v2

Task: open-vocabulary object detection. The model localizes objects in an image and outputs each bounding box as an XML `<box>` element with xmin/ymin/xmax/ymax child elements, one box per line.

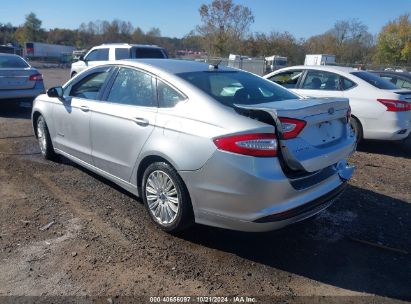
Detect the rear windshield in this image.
<box><xmin>351</xmin><ymin>71</ymin><xmax>397</xmax><ymax>90</ymax></box>
<box><xmin>134</xmin><ymin>48</ymin><xmax>167</xmax><ymax>59</ymax></box>
<box><xmin>177</xmin><ymin>71</ymin><xmax>299</xmax><ymax>106</ymax></box>
<box><xmin>0</xmin><ymin>55</ymin><xmax>29</xmax><ymax>68</ymax></box>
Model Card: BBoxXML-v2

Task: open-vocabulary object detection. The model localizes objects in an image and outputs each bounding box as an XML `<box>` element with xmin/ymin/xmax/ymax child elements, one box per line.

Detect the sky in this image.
<box><xmin>1</xmin><ymin>0</ymin><xmax>410</xmax><ymax>39</ymax></box>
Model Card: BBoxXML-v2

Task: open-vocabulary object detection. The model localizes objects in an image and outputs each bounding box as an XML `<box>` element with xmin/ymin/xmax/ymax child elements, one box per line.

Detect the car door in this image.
<box><xmin>293</xmin><ymin>70</ymin><xmax>345</xmax><ymax>98</ymax></box>
<box><xmin>53</xmin><ymin>67</ymin><xmax>113</xmax><ymax>164</ymax></box>
<box><xmin>90</xmin><ymin>66</ymin><xmax>157</xmax><ymax>182</ymax></box>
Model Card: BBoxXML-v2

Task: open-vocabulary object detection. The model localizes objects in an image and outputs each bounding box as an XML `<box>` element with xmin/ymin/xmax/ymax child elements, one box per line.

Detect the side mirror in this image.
<box><xmin>47</xmin><ymin>86</ymin><xmax>64</xmax><ymax>99</ymax></box>
<box><xmin>78</xmin><ymin>55</ymin><xmax>85</xmax><ymax>61</ymax></box>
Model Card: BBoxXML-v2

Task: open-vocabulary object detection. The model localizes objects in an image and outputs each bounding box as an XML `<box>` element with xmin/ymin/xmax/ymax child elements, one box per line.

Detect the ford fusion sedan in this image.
<box><xmin>0</xmin><ymin>53</ymin><xmax>45</xmax><ymax>103</ymax></box>
<box><xmin>32</xmin><ymin>59</ymin><xmax>355</xmax><ymax>232</ymax></box>
<box><xmin>265</xmin><ymin>66</ymin><xmax>411</xmax><ymax>142</ymax></box>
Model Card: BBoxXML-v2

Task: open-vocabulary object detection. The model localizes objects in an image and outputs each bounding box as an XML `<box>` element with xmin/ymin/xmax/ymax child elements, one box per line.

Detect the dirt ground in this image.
<box><xmin>0</xmin><ymin>69</ymin><xmax>410</xmax><ymax>303</ymax></box>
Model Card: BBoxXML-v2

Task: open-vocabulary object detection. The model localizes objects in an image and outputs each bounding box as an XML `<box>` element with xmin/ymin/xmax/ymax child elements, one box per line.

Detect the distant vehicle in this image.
<box><xmin>0</xmin><ymin>53</ymin><xmax>45</xmax><ymax>104</ymax></box>
<box><xmin>25</xmin><ymin>42</ymin><xmax>76</xmax><ymax>59</ymax></box>
<box><xmin>265</xmin><ymin>55</ymin><xmax>288</xmax><ymax>73</ymax></box>
<box><xmin>304</xmin><ymin>54</ymin><xmax>336</xmax><ymax>66</ymax></box>
<box><xmin>264</xmin><ymin>65</ymin><xmax>411</xmax><ymax>143</ymax></box>
<box><xmin>70</xmin><ymin>43</ymin><xmax>168</xmax><ymax>78</ymax></box>
<box><xmin>32</xmin><ymin>59</ymin><xmax>355</xmax><ymax>232</ymax></box>
<box><xmin>0</xmin><ymin>44</ymin><xmax>23</xmax><ymax>56</ymax></box>
<box><xmin>228</xmin><ymin>54</ymin><xmax>288</xmax><ymax>76</ymax></box>
<box><xmin>371</xmin><ymin>71</ymin><xmax>411</xmax><ymax>90</ymax></box>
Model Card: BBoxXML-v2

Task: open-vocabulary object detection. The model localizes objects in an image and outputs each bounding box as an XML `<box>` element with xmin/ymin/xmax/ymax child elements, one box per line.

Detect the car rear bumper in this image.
<box><xmin>180</xmin><ymin>151</ymin><xmax>354</xmax><ymax>232</ymax></box>
<box><xmin>363</xmin><ymin>111</ymin><xmax>411</xmax><ymax>140</ymax></box>
<box><xmin>0</xmin><ymin>84</ymin><xmax>45</xmax><ymax>100</ymax></box>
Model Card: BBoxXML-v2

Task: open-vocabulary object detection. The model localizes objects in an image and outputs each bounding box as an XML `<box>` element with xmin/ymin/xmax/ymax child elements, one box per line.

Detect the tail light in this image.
<box><xmin>213</xmin><ymin>133</ymin><xmax>277</xmax><ymax>157</ymax></box>
<box><xmin>377</xmin><ymin>99</ymin><xmax>411</xmax><ymax>112</ymax></box>
<box><xmin>278</xmin><ymin>117</ymin><xmax>306</xmax><ymax>139</ymax></box>
<box><xmin>29</xmin><ymin>73</ymin><xmax>43</xmax><ymax>81</ymax></box>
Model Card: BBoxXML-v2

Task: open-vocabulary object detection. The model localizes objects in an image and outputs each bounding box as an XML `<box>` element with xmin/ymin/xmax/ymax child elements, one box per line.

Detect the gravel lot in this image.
<box><xmin>0</xmin><ymin>69</ymin><xmax>410</xmax><ymax>303</ymax></box>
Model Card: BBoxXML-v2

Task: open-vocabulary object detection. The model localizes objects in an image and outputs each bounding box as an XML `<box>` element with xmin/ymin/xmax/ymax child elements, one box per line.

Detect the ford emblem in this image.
<box><xmin>328</xmin><ymin>107</ymin><xmax>335</xmax><ymax>115</ymax></box>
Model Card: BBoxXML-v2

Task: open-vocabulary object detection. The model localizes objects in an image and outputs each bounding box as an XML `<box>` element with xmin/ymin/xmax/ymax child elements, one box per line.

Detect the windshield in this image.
<box><xmin>0</xmin><ymin>55</ymin><xmax>29</xmax><ymax>68</ymax></box>
<box><xmin>351</xmin><ymin>71</ymin><xmax>397</xmax><ymax>90</ymax></box>
<box><xmin>177</xmin><ymin>71</ymin><xmax>299</xmax><ymax>106</ymax></box>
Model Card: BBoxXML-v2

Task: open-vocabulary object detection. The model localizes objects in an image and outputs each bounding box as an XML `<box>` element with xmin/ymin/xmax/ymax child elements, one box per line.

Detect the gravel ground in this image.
<box><xmin>0</xmin><ymin>69</ymin><xmax>410</xmax><ymax>303</ymax></box>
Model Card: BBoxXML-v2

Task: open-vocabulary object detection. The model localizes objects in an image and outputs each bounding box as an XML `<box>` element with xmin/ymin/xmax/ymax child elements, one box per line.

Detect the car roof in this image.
<box><xmin>94</xmin><ymin>43</ymin><xmax>164</xmax><ymax>49</ymax></box>
<box><xmin>371</xmin><ymin>70</ymin><xmax>411</xmax><ymax>78</ymax></box>
<box><xmin>283</xmin><ymin>65</ymin><xmax>357</xmax><ymax>73</ymax></box>
<box><xmin>114</xmin><ymin>59</ymin><xmax>236</xmax><ymax>75</ymax></box>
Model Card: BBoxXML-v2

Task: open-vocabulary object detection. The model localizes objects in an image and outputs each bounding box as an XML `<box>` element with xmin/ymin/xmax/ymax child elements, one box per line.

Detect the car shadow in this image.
<box><xmin>178</xmin><ymin>185</ymin><xmax>411</xmax><ymax>300</ymax></box>
<box><xmin>357</xmin><ymin>138</ymin><xmax>411</xmax><ymax>159</ymax></box>
<box><xmin>0</xmin><ymin>102</ymin><xmax>32</xmax><ymax>119</ymax></box>
<box><xmin>54</xmin><ymin>157</ymin><xmax>410</xmax><ymax>300</ymax></box>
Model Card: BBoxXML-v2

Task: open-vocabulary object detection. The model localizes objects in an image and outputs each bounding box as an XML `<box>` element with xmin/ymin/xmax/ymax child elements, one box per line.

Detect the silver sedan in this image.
<box><xmin>0</xmin><ymin>53</ymin><xmax>45</xmax><ymax>102</ymax></box>
<box><xmin>32</xmin><ymin>59</ymin><xmax>355</xmax><ymax>232</ymax></box>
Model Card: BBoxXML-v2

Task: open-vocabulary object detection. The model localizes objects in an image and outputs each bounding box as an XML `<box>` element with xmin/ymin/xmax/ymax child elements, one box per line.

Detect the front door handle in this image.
<box><xmin>80</xmin><ymin>105</ymin><xmax>90</xmax><ymax>112</ymax></box>
<box><xmin>132</xmin><ymin>117</ymin><xmax>149</xmax><ymax>126</ymax></box>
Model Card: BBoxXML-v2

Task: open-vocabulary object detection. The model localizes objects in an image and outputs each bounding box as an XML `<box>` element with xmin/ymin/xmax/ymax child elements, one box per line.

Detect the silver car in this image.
<box><xmin>0</xmin><ymin>53</ymin><xmax>45</xmax><ymax>102</ymax></box>
<box><xmin>32</xmin><ymin>59</ymin><xmax>355</xmax><ymax>232</ymax></box>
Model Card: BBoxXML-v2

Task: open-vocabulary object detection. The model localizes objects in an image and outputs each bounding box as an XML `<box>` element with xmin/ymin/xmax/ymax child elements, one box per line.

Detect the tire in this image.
<box><xmin>36</xmin><ymin>115</ymin><xmax>58</xmax><ymax>160</ymax></box>
<box><xmin>350</xmin><ymin>117</ymin><xmax>363</xmax><ymax>144</ymax></box>
<box><xmin>71</xmin><ymin>72</ymin><xmax>77</xmax><ymax>78</ymax></box>
<box><xmin>142</xmin><ymin>162</ymin><xmax>193</xmax><ymax>233</ymax></box>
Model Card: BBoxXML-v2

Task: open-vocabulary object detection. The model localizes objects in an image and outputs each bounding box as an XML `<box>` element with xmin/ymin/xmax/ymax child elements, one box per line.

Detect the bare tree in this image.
<box><xmin>197</xmin><ymin>0</ymin><xmax>254</xmax><ymax>56</ymax></box>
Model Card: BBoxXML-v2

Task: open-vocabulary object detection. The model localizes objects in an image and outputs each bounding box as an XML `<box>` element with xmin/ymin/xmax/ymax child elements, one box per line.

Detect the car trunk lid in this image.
<box><xmin>0</xmin><ymin>68</ymin><xmax>38</xmax><ymax>90</ymax></box>
<box><xmin>235</xmin><ymin>97</ymin><xmax>356</xmax><ymax>172</ymax></box>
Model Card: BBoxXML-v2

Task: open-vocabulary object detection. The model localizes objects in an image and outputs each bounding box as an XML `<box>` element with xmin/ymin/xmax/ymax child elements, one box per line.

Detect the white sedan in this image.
<box><xmin>264</xmin><ymin>66</ymin><xmax>411</xmax><ymax>142</ymax></box>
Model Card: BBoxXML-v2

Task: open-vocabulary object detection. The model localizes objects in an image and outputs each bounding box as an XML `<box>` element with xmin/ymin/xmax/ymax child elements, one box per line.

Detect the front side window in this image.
<box><xmin>178</xmin><ymin>71</ymin><xmax>299</xmax><ymax>107</ymax></box>
<box><xmin>69</xmin><ymin>70</ymin><xmax>110</xmax><ymax>99</ymax></box>
<box><xmin>268</xmin><ymin>70</ymin><xmax>303</xmax><ymax>89</ymax></box>
<box><xmin>351</xmin><ymin>71</ymin><xmax>397</xmax><ymax>90</ymax></box>
<box><xmin>157</xmin><ymin>80</ymin><xmax>186</xmax><ymax>108</ymax></box>
<box><xmin>380</xmin><ymin>75</ymin><xmax>411</xmax><ymax>89</ymax></box>
<box><xmin>0</xmin><ymin>55</ymin><xmax>29</xmax><ymax>68</ymax></box>
<box><xmin>115</xmin><ymin>48</ymin><xmax>130</xmax><ymax>60</ymax></box>
<box><xmin>85</xmin><ymin>48</ymin><xmax>109</xmax><ymax>61</ymax></box>
<box><xmin>301</xmin><ymin>70</ymin><xmax>340</xmax><ymax>91</ymax></box>
<box><xmin>106</xmin><ymin>67</ymin><xmax>156</xmax><ymax>107</ymax></box>
<box><xmin>397</xmin><ymin>78</ymin><xmax>411</xmax><ymax>89</ymax></box>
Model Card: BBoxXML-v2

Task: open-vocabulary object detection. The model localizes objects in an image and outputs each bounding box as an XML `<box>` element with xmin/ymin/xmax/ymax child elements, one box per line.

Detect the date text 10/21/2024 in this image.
<box><xmin>149</xmin><ymin>296</ymin><xmax>257</xmax><ymax>303</ymax></box>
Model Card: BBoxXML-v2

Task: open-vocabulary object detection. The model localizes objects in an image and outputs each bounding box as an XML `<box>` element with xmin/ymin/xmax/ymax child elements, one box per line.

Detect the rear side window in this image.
<box><xmin>115</xmin><ymin>48</ymin><xmax>130</xmax><ymax>60</ymax></box>
<box><xmin>69</xmin><ymin>70</ymin><xmax>110</xmax><ymax>99</ymax></box>
<box><xmin>85</xmin><ymin>48</ymin><xmax>109</xmax><ymax>61</ymax></box>
<box><xmin>107</xmin><ymin>67</ymin><xmax>156</xmax><ymax>107</ymax></box>
<box><xmin>268</xmin><ymin>70</ymin><xmax>303</xmax><ymax>89</ymax></box>
<box><xmin>134</xmin><ymin>48</ymin><xmax>166</xmax><ymax>58</ymax></box>
<box><xmin>178</xmin><ymin>71</ymin><xmax>299</xmax><ymax>107</ymax></box>
<box><xmin>0</xmin><ymin>55</ymin><xmax>29</xmax><ymax>68</ymax></box>
<box><xmin>351</xmin><ymin>71</ymin><xmax>397</xmax><ymax>90</ymax></box>
<box><xmin>341</xmin><ymin>77</ymin><xmax>356</xmax><ymax>90</ymax></box>
<box><xmin>301</xmin><ymin>70</ymin><xmax>340</xmax><ymax>91</ymax></box>
<box><xmin>157</xmin><ymin>80</ymin><xmax>186</xmax><ymax>108</ymax></box>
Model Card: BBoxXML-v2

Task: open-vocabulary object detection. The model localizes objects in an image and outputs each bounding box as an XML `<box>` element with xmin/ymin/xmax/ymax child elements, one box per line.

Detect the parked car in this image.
<box><xmin>371</xmin><ymin>70</ymin><xmax>411</xmax><ymax>90</ymax></box>
<box><xmin>0</xmin><ymin>53</ymin><xmax>45</xmax><ymax>104</ymax></box>
<box><xmin>32</xmin><ymin>59</ymin><xmax>355</xmax><ymax>232</ymax></box>
<box><xmin>264</xmin><ymin>66</ymin><xmax>411</xmax><ymax>142</ymax></box>
<box><xmin>70</xmin><ymin>43</ymin><xmax>168</xmax><ymax>77</ymax></box>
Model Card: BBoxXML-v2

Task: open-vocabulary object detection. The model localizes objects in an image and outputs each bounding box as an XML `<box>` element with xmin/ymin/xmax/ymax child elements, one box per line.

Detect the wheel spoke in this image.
<box><xmin>166</xmin><ymin>200</ymin><xmax>178</xmax><ymax>213</ymax></box>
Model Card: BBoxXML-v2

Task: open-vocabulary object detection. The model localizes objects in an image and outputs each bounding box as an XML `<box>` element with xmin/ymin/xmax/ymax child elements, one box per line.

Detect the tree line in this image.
<box><xmin>0</xmin><ymin>0</ymin><xmax>410</xmax><ymax>66</ymax></box>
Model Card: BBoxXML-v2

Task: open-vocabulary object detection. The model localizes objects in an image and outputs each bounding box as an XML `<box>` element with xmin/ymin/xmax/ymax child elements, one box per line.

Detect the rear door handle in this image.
<box><xmin>80</xmin><ymin>105</ymin><xmax>90</xmax><ymax>112</ymax></box>
<box><xmin>131</xmin><ymin>117</ymin><xmax>149</xmax><ymax>126</ymax></box>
